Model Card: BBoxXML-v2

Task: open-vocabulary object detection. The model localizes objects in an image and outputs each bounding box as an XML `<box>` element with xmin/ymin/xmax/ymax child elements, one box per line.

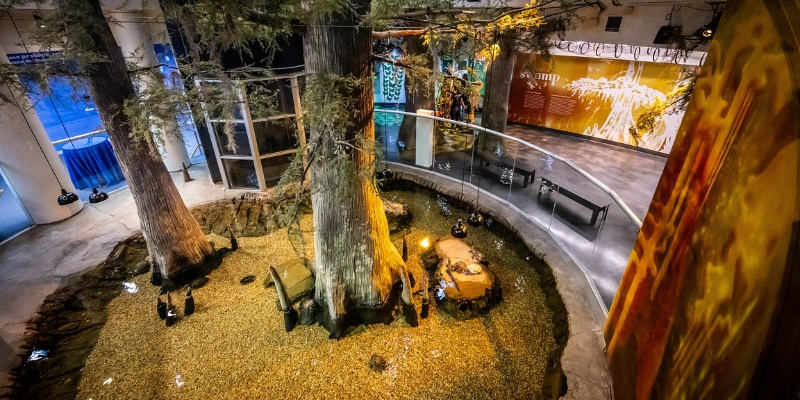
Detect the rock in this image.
<box><xmin>240</xmin><ymin>275</ymin><xmax>256</xmax><ymax>285</ymax></box>
<box><xmin>384</xmin><ymin>199</ymin><xmax>412</xmax><ymax>234</ymax></box>
<box><xmin>57</xmin><ymin>322</ymin><xmax>80</xmax><ymax>333</ymax></box>
<box><xmin>190</xmin><ymin>277</ymin><xmax>209</xmax><ymax>289</ymax></box>
<box><xmin>264</xmin><ymin>259</ymin><xmax>315</xmax><ymax>310</ymax></box>
<box><xmin>433</xmin><ymin>235</ymin><xmax>501</xmax><ymax>319</ymax></box>
<box><xmin>368</xmin><ymin>354</ymin><xmax>388</xmax><ymax>372</ymax></box>
<box><xmin>133</xmin><ymin>260</ymin><xmax>150</xmax><ymax>275</ymax></box>
<box><xmin>298</xmin><ymin>299</ymin><xmax>317</xmax><ymax>325</ymax></box>
<box><xmin>189</xmin><ymin>194</ymin><xmax>278</xmax><ymax>237</ymax></box>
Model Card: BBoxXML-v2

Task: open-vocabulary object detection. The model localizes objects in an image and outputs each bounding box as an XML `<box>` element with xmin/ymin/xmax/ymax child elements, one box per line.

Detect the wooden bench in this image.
<box><xmin>537</xmin><ymin>177</ymin><xmax>609</xmax><ymax>225</ymax></box>
<box><xmin>477</xmin><ymin>153</ymin><xmax>536</xmax><ymax>188</ymax></box>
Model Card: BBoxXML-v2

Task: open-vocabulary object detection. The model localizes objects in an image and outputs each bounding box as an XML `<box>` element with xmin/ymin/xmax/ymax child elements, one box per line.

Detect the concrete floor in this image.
<box><xmin>0</xmin><ymin>123</ymin><xmax>666</xmax><ymax>394</ymax></box>
<box><xmin>0</xmin><ymin>162</ymin><xmax>248</xmax><ymax>393</ymax></box>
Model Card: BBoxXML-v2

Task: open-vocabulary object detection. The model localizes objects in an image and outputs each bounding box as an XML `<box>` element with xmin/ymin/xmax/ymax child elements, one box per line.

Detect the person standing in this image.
<box><xmin>450</xmin><ymin>91</ymin><xmax>463</xmax><ymax>121</ymax></box>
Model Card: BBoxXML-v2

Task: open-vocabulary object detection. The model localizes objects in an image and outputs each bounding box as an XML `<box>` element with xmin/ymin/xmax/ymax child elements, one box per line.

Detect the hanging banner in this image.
<box><xmin>507</xmin><ymin>54</ymin><xmax>693</xmax><ymax>153</ymax></box>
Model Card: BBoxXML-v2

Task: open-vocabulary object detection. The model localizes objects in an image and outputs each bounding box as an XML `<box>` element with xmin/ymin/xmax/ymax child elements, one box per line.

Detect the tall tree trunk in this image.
<box><xmin>480</xmin><ymin>35</ymin><xmax>516</xmax><ymax>134</ymax></box>
<box><xmin>63</xmin><ymin>0</ymin><xmax>213</xmax><ymax>286</ymax></box>
<box><xmin>304</xmin><ymin>0</ymin><xmax>406</xmax><ymax>337</ymax></box>
<box><xmin>397</xmin><ymin>35</ymin><xmax>435</xmax><ymax>150</ymax></box>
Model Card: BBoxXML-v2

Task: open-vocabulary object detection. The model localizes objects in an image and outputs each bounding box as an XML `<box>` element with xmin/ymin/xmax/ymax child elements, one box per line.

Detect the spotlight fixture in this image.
<box><xmin>420</xmin><ymin>237</ymin><xmax>430</xmax><ymax>248</ymax></box>
<box><xmin>58</xmin><ymin>188</ymin><xmax>79</xmax><ymax>205</ymax></box>
<box><xmin>88</xmin><ymin>188</ymin><xmax>109</xmax><ymax>203</ymax></box>
<box><xmin>697</xmin><ymin>11</ymin><xmax>721</xmax><ymax>39</ymax></box>
<box><xmin>451</xmin><ymin>219</ymin><xmax>468</xmax><ymax>239</ymax></box>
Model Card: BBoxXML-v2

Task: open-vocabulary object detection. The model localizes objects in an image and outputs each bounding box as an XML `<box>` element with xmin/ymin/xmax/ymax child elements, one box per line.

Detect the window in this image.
<box><xmin>605</xmin><ymin>16</ymin><xmax>622</xmax><ymax>32</ymax></box>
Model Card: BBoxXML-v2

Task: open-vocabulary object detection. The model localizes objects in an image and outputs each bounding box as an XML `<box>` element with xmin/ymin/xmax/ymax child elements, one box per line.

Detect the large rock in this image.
<box><xmin>190</xmin><ymin>193</ymin><xmax>280</xmax><ymax>237</ymax></box>
<box><xmin>264</xmin><ymin>258</ymin><xmax>315</xmax><ymax>310</ymax></box>
<box><xmin>383</xmin><ymin>199</ymin><xmax>412</xmax><ymax>234</ymax></box>
<box><xmin>433</xmin><ymin>235</ymin><xmax>501</xmax><ymax>319</ymax></box>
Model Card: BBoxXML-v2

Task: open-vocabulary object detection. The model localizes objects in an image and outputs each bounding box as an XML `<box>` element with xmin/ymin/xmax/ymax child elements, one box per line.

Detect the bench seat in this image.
<box><xmin>537</xmin><ymin>177</ymin><xmax>609</xmax><ymax>225</ymax></box>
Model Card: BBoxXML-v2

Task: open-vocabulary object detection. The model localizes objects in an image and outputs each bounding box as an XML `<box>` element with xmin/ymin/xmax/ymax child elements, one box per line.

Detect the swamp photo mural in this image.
<box><xmin>604</xmin><ymin>0</ymin><xmax>800</xmax><ymax>398</ymax></box>
<box><xmin>507</xmin><ymin>54</ymin><xmax>692</xmax><ymax>153</ymax></box>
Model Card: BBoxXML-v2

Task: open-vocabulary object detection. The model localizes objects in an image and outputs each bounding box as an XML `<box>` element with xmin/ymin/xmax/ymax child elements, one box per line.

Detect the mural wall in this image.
<box><xmin>507</xmin><ymin>54</ymin><xmax>692</xmax><ymax>153</ymax></box>
<box><xmin>373</xmin><ymin>49</ymin><xmax>406</xmax><ymax>104</ymax></box>
<box><xmin>604</xmin><ymin>0</ymin><xmax>800</xmax><ymax>398</ymax></box>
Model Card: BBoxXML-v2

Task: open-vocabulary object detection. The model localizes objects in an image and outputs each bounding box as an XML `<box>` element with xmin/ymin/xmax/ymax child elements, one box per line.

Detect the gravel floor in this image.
<box><xmin>78</xmin><ymin>190</ymin><xmax>559</xmax><ymax>399</ymax></box>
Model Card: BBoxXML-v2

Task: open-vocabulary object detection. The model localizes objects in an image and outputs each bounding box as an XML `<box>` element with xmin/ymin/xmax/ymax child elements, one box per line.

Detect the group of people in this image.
<box><xmin>448</xmin><ymin>90</ymin><xmax>472</xmax><ymax>122</ymax></box>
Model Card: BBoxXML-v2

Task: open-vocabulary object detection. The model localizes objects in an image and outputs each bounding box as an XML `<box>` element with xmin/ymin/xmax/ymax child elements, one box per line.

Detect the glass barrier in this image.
<box><xmin>374</xmin><ymin>109</ymin><xmax>644</xmax><ymax>312</ymax></box>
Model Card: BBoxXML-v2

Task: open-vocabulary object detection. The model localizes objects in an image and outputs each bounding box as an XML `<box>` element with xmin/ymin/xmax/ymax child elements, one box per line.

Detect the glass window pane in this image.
<box><xmin>223</xmin><ymin>159</ymin><xmax>258</xmax><ymax>189</ymax></box>
<box><xmin>261</xmin><ymin>154</ymin><xmax>293</xmax><ymax>186</ymax></box>
<box><xmin>212</xmin><ymin>122</ymin><xmax>252</xmax><ymax>156</ymax></box>
<box><xmin>254</xmin><ymin>119</ymin><xmax>297</xmax><ymax>156</ymax></box>
<box><xmin>245</xmin><ymin>79</ymin><xmax>295</xmax><ymax>119</ymax></box>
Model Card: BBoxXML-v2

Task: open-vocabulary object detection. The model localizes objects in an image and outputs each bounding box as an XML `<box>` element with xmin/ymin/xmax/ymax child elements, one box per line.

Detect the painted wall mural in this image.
<box><xmin>373</xmin><ymin>49</ymin><xmax>406</xmax><ymax>104</ymax></box>
<box><xmin>604</xmin><ymin>0</ymin><xmax>800</xmax><ymax>399</ymax></box>
<box><xmin>507</xmin><ymin>54</ymin><xmax>692</xmax><ymax>153</ymax></box>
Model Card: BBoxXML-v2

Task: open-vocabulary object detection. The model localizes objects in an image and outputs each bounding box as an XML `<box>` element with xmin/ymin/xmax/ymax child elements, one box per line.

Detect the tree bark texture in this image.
<box><xmin>304</xmin><ymin>0</ymin><xmax>406</xmax><ymax>335</ymax></box>
<box><xmin>64</xmin><ymin>0</ymin><xmax>213</xmax><ymax>283</ymax></box>
<box><xmin>480</xmin><ymin>35</ymin><xmax>517</xmax><ymax>134</ymax></box>
<box><xmin>397</xmin><ymin>34</ymin><xmax>435</xmax><ymax>150</ymax></box>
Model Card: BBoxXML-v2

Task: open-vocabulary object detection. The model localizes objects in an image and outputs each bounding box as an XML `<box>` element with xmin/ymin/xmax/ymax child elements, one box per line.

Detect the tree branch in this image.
<box><xmin>377</xmin><ymin>8</ymin><xmax>464</xmax><ymax>21</ymax></box>
<box><xmin>372</xmin><ymin>29</ymin><xmax>426</xmax><ymax>40</ymax></box>
<box><xmin>372</xmin><ymin>55</ymin><xmax>416</xmax><ymax>69</ymax></box>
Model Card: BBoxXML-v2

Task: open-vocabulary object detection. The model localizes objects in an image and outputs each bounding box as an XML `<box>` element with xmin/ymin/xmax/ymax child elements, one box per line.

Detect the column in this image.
<box><xmin>415</xmin><ymin>109</ymin><xmax>435</xmax><ymax>168</ymax></box>
<box><xmin>107</xmin><ymin>13</ymin><xmax>190</xmax><ymax>172</ymax></box>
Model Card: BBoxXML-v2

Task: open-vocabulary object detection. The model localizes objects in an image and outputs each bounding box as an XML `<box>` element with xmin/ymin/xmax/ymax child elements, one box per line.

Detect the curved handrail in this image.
<box><xmin>375</xmin><ymin>109</ymin><xmax>644</xmax><ymax>228</ymax></box>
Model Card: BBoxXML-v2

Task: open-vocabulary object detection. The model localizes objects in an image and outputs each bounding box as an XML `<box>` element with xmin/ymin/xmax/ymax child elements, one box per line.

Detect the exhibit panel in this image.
<box><xmin>604</xmin><ymin>0</ymin><xmax>800</xmax><ymax>398</ymax></box>
<box><xmin>508</xmin><ymin>54</ymin><xmax>693</xmax><ymax>153</ymax></box>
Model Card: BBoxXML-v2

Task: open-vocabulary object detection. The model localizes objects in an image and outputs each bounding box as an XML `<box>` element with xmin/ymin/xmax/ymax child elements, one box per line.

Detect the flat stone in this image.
<box><xmin>57</xmin><ymin>322</ymin><xmax>80</xmax><ymax>333</ymax></box>
<box><xmin>264</xmin><ymin>259</ymin><xmax>315</xmax><ymax>310</ymax></box>
<box><xmin>189</xmin><ymin>277</ymin><xmax>209</xmax><ymax>289</ymax></box>
<box><xmin>433</xmin><ymin>235</ymin><xmax>500</xmax><ymax>319</ymax></box>
<box><xmin>133</xmin><ymin>260</ymin><xmax>150</xmax><ymax>276</ymax></box>
<box><xmin>384</xmin><ymin>199</ymin><xmax>412</xmax><ymax>233</ymax></box>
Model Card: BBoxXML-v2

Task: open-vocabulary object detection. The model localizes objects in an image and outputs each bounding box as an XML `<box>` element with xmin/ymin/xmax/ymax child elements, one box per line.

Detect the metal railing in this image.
<box><xmin>50</xmin><ymin>129</ymin><xmax>107</xmax><ymax>146</ymax></box>
<box><xmin>375</xmin><ymin>109</ymin><xmax>644</xmax><ymax>313</ymax></box>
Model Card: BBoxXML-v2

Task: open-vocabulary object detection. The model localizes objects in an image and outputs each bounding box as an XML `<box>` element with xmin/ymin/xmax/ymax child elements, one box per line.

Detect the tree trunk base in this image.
<box><xmin>151</xmin><ymin>249</ymin><xmax>227</xmax><ymax>293</ymax></box>
<box><xmin>317</xmin><ymin>281</ymin><xmax>403</xmax><ymax>339</ymax></box>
